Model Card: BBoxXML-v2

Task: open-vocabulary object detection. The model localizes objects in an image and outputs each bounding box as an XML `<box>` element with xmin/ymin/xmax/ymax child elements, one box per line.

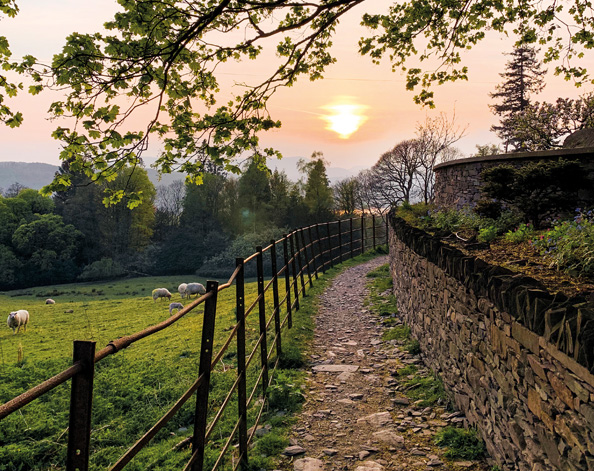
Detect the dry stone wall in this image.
<box><xmin>434</xmin><ymin>148</ymin><xmax>594</xmax><ymax>210</ymax></box>
<box><xmin>388</xmin><ymin>215</ymin><xmax>594</xmax><ymax>471</ymax></box>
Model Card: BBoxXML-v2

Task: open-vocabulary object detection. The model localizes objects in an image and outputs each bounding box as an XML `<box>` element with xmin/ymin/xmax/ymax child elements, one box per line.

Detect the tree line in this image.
<box><xmin>0</xmin><ymin>154</ymin><xmax>337</xmax><ymax>289</ymax></box>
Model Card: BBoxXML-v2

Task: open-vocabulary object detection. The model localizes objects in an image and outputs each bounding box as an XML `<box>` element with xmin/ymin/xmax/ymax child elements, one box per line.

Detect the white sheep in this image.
<box><xmin>152</xmin><ymin>288</ymin><xmax>172</xmax><ymax>302</ymax></box>
<box><xmin>45</xmin><ymin>299</ymin><xmax>55</xmax><ymax>305</ymax></box>
<box><xmin>185</xmin><ymin>283</ymin><xmax>206</xmax><ymax>299</ymax></box>
<box><xmin>169</xmin><ymin>302</ymin><xmax>184</xmax><ymax>316</ymax></box>
<box><xmin>178</xmin><ymin>283</ymin><xmax>188</xmax><ymax>299</ymax></box>
<box><xmin>7</xmin><ymin>310</ymin><xmax>29</xmax><ymax>334</ymax></box>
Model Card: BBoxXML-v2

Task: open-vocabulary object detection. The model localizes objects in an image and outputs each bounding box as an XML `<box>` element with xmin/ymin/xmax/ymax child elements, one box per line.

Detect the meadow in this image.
<box><xmin>0</xmin><ymin>272</ymin><xmax>298</xmax><ymax>470</ymax></box>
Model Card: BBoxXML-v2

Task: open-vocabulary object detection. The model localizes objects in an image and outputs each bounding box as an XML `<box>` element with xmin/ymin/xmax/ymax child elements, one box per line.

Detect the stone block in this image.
<box><xmin>527</xmin><ymin>388</ymin><xmax>542</xmax><ymax>418</ymax></box>
<box><xmin>512</xmin><ymin>322</ymin><xmax>541</xmax><ymax>354</ymax></box>
<box><xmin>565</xmin><ymin>374</ymin><xmax>590</xmax><ymax>402</ymax></box>
<box><xmin>548</xmin><ymin>371</ymin><xmax>575</xmax><ymax>409</ymax></box>
<box><xmin>527</xmin><ymin>354</ymin><xmax>549</xmax><ymax>381</ymax></box>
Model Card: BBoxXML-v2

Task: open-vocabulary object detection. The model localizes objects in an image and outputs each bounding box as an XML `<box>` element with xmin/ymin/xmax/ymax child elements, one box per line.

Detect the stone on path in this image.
<box><xmin>372</xmin><ymin>430</ymin><xmax>405</xmax><ymax>448</ymax></box>
<box><xmin>312</xmin><ymin>364</ymin><xmax>359</xmax><ymax>373</ymax></box>
<box><xmin>294</xmin><ymin>457</ymin><xmax>324</xmax><ymax>471</ymax></box>
<box><xmin>357</xmin><ymin>412</ymin><xmax>393</xmax><ymax>427</ymax></box>
<box><xmin>354</xmin><ymin>461</ymin><xmax>384</xmax><ymax>471</ymax></box>
<box><xmin>283</xmin><ymin>445</ymin><xmax>306</xmax><ymax>456</ymax></box>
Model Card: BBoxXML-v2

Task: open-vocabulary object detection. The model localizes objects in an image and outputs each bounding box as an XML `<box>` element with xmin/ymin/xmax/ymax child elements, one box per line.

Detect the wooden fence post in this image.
<box><xmin>288</xmin><ymin>234</ymin><xmax>300</xmax><ymax>310</ymax></box>
<box><xmin>300</xmin><ymin>229</ymin><xmax>313</xmax><ymax>287</ymax></box>
<box><xmin>235</xmin><ymin>258</ymin><xmax>249</xmax><ymax>469</ymax></box>
<box><xmin>315</xmin><ymin>224</ymin><xmax>325</xmax><ymax>274</ymax></box>
<box><xmin>67</xmin><ymin>340</ymin><xmax>96</xmax><ymax>471</ymax></box>
<box><xmin>338</xmin><ymin>219</ymin><xmax>343</xmax><ymax>264</ymax></box>
<box><xmin>294</xmin><ymin>232</ymin><xmax>306</xmax><ymax>297</ymax></box>
<box><xmin>361</xmin><ymin>214</ymin><xmax>365</xmax><ymax>254</ymax></box>
<box><xmin>372</xmin><ymin>214</ymin><xmax>376</xmax><ymax>251</ymax></box>
<box><xmin>190</xmin><ymin>280</ymin><xmax>219</xmax><ymax>471</ymax></box>
<box><xmin>270</xmin><ymin>240</ymin><xmax>282</xmax><ymax>357</ymax></box>
<box><xmin>307</xmin><ymin>226</ymin><xmax>319</xmax><ymax>280</ymax></box>
<box><xmin>350</xmin><ymin>218</ymin><xmax>354</xmax><ymax>259</ymax></box>
<box><xmin>282</xmin><ymin>235</ymin><xmax>293</xmax><ymax>328</ymax></box>
<box><xmin>256</xmin><ymin>247</ymin><xmax>269</xmax><ymax>394</ymax></box>
<box><xmin>326</xmin><ymin>222</ymin><xmax>333</xmax><ymax>269</ymax></box>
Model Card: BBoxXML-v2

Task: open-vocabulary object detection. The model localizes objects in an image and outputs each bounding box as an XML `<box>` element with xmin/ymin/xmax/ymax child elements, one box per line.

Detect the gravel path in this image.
<box><xmin>278</xmin><ymin>256</ymin><xmax>489</xmax><ymax>471</ymax></box>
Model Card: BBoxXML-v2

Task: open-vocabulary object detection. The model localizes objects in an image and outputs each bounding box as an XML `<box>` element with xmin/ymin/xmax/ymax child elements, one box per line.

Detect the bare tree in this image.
<box><xmin>371</xmin><ymin>139</ymin><xmax>421</xmax><ymax>205</ymax></box>
<box><xmin>415</xmin><ymin>113</ymin><xmax>467</xmax><ymax>203</ymax></box>
<box><xmin>333</xmin><ymin>177</ymin><xmax>359</xmax><ymax>216</ymax></box>
<box><xmin>4</xmin><ymin>182</ymin><xmax>28</xmax><ymax>198</ymax></box>
<box><xmin>154</xmin><ymin>180</ymin><xmax>185</xmax><ymax>239</ymax></box>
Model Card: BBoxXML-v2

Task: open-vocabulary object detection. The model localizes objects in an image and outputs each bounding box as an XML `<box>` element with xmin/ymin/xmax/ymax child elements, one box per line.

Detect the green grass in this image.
<box><xmin>0</xmin><ymin>249</ymin><xmax>386</xmax><ymax>470</ymax></box>
<box><xmin>402</xmin><ymin>373</ymin><xmax>448</xmax><ymax>407</ymax></box>
<box><xmin>382</xmin><ymin>325</ymin><xmax>411</xmax><ymax>341</ymax></box>
<box><xmin>434</xmin><ymin>426</ymin><xmax>486</xmax><ymax>460</ymax></box>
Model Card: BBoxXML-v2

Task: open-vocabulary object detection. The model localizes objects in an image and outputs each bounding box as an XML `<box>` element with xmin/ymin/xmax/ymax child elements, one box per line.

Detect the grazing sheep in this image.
<box><xmin>45</xmin><ymin>299</ymin><xmax>55</xmax><ymax>305</ymax></box>
<box><xmin>152</xmin><ymin>288</ymin><xmax>172</xmax><ymax>302</ymax></box>
<box><xmin>7</xmin><ymin>310</ymin><xmax>29</xmax><ymax>334</ymax></box>
<box><xmin>169</xmin><ymin>302</ymin><xmax>184</xmax><ymax>316</ymax></box>
<box><xmin>178</xmin><ymin>283</ymin><xmax>188</xmax><ymax>299</ymax></box>
<box><xmin>185</xmin><ymin>283</ymin><xmax>206</xmax><ymax>299</ymax></box>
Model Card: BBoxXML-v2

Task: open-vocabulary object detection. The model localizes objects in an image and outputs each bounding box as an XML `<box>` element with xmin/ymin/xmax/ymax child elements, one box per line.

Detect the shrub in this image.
<box><xmin>78</xmin><ymin>258</ymin><xmax>126</xmax><ymax>281</ymax></box>
<box><xmin>197</xmin><ymin>227</ymin><xmax>287</xmax><ymax>278</ymax></box>
<box><xmin>504</xmin><ymin>223</ymin><xmax>535</xmax><ymax>243</ymax></box>
<box><xmin>480</xmin><ymin>159</ymin><xmax>590</xmax><ymax>228</ymax></box>
<box><xmin>434</xmin><ymin>426</ymin><xmax>486</xmax><ymax>460</ymax></box>
<box><xmin>478</xmin><ymin>226</ymin><xmax>498</xmax><ymax>243</ymax></box>
<box><xmin>531</xmin><ymin>209</ymin><xmax>594</xmax><ymax>277</ymax></box>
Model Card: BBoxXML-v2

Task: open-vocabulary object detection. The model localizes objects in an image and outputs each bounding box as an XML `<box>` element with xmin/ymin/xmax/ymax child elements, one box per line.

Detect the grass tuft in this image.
<box><xmin>434</xmin><ymin>426</ymin><xmax>486</xmax><ymax>460</ymax></box>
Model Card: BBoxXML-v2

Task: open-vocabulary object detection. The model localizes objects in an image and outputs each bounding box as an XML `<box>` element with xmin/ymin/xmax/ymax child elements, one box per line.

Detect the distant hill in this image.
<box><xmin>0</xmin><ymin>158</ymin><xmax>365</xmax><ymax>194</ymax></box>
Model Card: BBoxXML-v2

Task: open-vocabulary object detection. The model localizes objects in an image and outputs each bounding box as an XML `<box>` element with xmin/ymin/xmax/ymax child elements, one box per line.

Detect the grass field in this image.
<box><xmin>0</xmin><ymin>250</ymin><xmax>386</xmax><ymax>470</ymax></box>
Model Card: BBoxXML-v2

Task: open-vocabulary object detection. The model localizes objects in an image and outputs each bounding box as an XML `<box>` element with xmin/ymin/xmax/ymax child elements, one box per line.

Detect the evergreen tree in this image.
<box><xmin>299</xmin><ymin>152</ymin><xmax>334</xmax><ymax>223</ymax></box>
<box><xmin>238</xmin><ymin>157</ymin><xmax>272</xmax><ymax>231</ymax></box>
<box><xmin>490</xmin><ymin>45</ymin><xmax>546</xmax><ymax>151</ymax></box>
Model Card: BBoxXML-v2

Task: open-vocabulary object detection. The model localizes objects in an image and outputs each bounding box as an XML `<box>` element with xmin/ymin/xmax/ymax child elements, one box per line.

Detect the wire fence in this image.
<box><xmin>0</xmin><ymin>214</ymin><xmax>388</xmax><ymax>471</ymax></box>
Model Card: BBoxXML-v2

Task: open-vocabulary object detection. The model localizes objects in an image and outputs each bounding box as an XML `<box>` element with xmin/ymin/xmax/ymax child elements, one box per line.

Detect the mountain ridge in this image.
<box><xmin>0</xmin><ymin>158</ymin><xmax>364</xmax><ymax>193</ymax></box>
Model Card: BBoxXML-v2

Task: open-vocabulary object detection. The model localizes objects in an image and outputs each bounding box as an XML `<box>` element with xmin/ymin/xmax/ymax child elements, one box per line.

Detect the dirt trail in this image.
<box><xmin>278</xmin><ymin>256</ymin><xmax>489</xmax><ymax>471</ymax></box>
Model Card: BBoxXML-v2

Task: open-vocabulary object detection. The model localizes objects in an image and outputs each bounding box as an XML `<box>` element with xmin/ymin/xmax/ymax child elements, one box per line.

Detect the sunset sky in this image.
<box><xmin>0</xmin><ymin>0</ymin><xmax>591</xmax><ymax>172</ymax></box>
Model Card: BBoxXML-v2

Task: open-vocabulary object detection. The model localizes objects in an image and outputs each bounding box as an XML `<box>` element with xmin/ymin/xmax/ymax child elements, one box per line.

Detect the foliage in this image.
<box><xmin>489</xmin><ymin>45</ymin><xmax>546</xmax><ymax>151</ymax></box>
<box><xmin>503</xmin><ymin>93</ymin><xmax>594</xmax><ymax>151</ymax></box>
<box><xmin>299</xmin><ymin>152</ymin><xmax>334</xmax><ymax>224</ymax></box>
<box><xmin>267</xmin><ymin>371</ymin><xmax>305</xmax><ymax>412</ymax></box>
<box><xmin>1</xmin><ymin>0</ymin><xmax>594</xmax><ymax>201</ymax></box>
<box><xmin>434</xmin><ymin>426</ymin><xmax>486</xmax><ymax>460</ymax></box>
<box><xmin>405</xmin><ymin>338</ymin><xmax>421</xmax><ymax>354</ymax></box>
<box><xmin>504</xmin><ymin>223</ymin><xmax>535</xmax><ymax>243</ymax></box>
<box><xmin>478</xmin><ymin>226</ymin><xmax>498</xmax><ymax>243</ymax></box>
<box><xmin>197</xmin><ymin>227</ymin><xmax>288</xmax><ymax>278</ymax></box>
<box><xmin>394</xmin><ymin>202</ymin><xmax>433</xmax><ymax>229</ymax></box>
<box><xmin>531</xmin><ymin>209</ymin><xmax>594</xmax><ymax>277</ymax></box>
<box><xmin>78</xmin><ymin>258</ymin><xmax>127</xmax><ymax>281</ymax></box>
<box><xmin>402</xmin><ymin>373</ymin><xmax>447</xmax><ymax>407</ymax></box>
<box><xmin>333</xmin><ymin>177</ymin><xmax>359</xmax><ymax>216</ymax></box>
<box><xmin>472</xmin><ymin>144</ymin><xmax>501</xmax><ymax>157</ymax></box>
<box><xmin>481</xmin><ymin>159</ymin><xmax>591</xmax><ymax>228</ymax></box>
<box><xmin>382</xmin><ymin>325</ymin><xmax>411</xmax><ymax>341</ymax></box>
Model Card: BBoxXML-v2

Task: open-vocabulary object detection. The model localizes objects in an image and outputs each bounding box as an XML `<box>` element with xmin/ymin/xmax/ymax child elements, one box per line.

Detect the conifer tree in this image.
<box><xmin>490</xmin><ymin>45</ymin><xmax>546</xmax><ymax>151</ymax></box>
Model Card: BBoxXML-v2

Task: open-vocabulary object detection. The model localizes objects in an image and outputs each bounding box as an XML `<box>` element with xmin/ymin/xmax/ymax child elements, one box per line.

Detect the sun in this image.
<box><xmin>321</xmin><ymin>103</ymin><xmax>368</xmax><ymax>139</ymax></box>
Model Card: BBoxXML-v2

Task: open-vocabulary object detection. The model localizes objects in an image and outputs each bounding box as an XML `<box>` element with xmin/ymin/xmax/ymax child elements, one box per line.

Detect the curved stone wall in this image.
<box><xmin>433</xmin><ymin>148</ymin><xmax>594</xmax><ymax>209</ymax></box>
<box><xmin>389</xmin><ymin>215</ymin><xmax>594</xmax><ymax>471</ymax></box>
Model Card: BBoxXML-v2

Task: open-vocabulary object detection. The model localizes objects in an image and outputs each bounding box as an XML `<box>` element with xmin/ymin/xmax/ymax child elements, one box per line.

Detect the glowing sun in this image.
<box><xmin>321</xmin><ymin>103</ymin><xmax>368</xmax><ymax>139</ymax></box>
